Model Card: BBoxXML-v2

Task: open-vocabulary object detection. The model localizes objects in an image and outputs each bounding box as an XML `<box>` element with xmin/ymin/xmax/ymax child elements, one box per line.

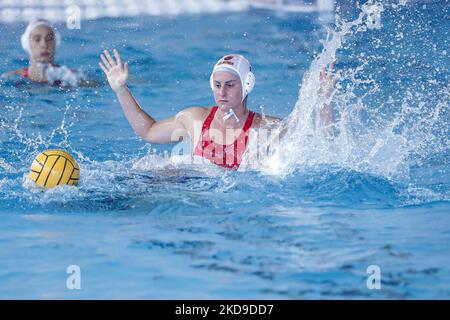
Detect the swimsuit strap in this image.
<box><xmin>22</xmin><ymin>67</ymin><xmax>29</xmax><ymax>78</ymax></box>
<box><xmin>201</xmin><ymin>106</ymin><xmax>218</xmax><ymax>133</ymax></box>
<box><xmin>242</xmin><ymin>110</ymin><xmax>255</xmax><ymax>133</ymax></box>
<box><xmin>202</xmin><ymin>107</ymin><xmax>255</xmax><ymax>144</ymax></box>
<box><xmin>202</xmin><ymin>107</ymin><xmax>255</xmax><ymax>137</ymax></box>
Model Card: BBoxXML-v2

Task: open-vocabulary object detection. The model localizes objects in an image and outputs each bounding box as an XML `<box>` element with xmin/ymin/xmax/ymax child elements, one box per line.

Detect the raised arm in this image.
<box><xmin>99</xmin><ymin>49</ymin><xmax>185</xmax><ymax>144</ymax></box>
<box><xmin>318</xmin><ymin>62</ymin><xmax>337</xmax><ymax>136</ymax></box>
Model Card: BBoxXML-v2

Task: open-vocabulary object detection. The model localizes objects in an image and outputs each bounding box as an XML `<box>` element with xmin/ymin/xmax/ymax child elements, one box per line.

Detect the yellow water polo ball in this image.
<box><xmin>29</xmin><ymin>149</ymin><xmax>80</xmax><ymax>188</ymax></box>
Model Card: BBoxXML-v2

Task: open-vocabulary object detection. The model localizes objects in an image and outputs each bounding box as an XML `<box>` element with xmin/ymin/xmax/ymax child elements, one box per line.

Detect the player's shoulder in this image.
<box><xmin>177</xmin><ymin>106</ymin><xmax>212</xmax><ymax>121</ymax></box>
<box><xmin>251</xmin><ymin>112</ymin><xmax>282</xmax><ymax>128</ymax></box>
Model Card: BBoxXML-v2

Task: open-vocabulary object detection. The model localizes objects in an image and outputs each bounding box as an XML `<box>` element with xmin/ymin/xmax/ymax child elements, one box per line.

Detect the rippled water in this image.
<box><xmin>0</xmin><ymin>1</ymin><xmax>449</xmax><ymax>298</ymax></box>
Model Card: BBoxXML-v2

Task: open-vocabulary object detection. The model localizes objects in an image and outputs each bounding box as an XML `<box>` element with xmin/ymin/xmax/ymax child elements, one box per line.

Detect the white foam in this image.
<box><xmin>0</xmin><ymin>159</ymin><xmax>15</xmax><ymax>173</ymax></box>
<box><xmin>45</xmin><ymin>64</ymin><xmax>87</xmax><ymax>87</ymax></box>
<box><xmin>242</xmin><ymin>1</ymin><xmax>447</xmax><ymax>182</ymax></box>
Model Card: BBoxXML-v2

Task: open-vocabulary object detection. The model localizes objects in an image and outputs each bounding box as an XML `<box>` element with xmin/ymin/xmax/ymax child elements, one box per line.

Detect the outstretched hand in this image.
<box><xmin>99</xmin><ymin>49</ymin><xmax>129</xmax><ymax>92</ymax></box>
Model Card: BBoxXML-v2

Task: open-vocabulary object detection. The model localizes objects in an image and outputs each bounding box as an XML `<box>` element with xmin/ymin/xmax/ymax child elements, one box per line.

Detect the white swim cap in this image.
<box><xmin>210</xmin><ymin>54</ymin><xmax>255</xmax><ymax>101</ymax></box>
<box><xmin>21</xmin><ymin>19</ymin><xmax>61</xmax><ymax>55</ymax></box>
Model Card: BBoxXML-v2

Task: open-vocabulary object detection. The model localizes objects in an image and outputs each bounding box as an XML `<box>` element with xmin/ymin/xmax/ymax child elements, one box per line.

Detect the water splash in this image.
<box><xmin>0</xmin><ymin>158</ymin><xmax>14</xmax><ymax>173</ymax></box>
<box><xmin>0</xmin><ymin>101</ymin><xmax>85</xmax><ymax>170</ymax></box>
<box><xmin>243</xmin><ymin>1</ymin><xmax>448</xmax><ymax>184</ymax></box>
<box><xmin>1</xmin><ymin>2</ymin><xmax>447</xmax><ymax>209</ymax></box>
<box><xmin>45</xmin><ymin>64</ymin><xmax>87</xmax><ymax>87</ymax></box>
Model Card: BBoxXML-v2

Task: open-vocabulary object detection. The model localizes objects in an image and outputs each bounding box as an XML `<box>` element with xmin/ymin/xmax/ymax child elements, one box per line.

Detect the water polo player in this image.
<box><xmin>99</xmin><ymin>49</ymin><xmax>335</xmax><ymax>169</ymax></box>
<box><xmin>1</xmin><ymin>19</ymin><xmax>93</xmax><ymax>87</ymax></box>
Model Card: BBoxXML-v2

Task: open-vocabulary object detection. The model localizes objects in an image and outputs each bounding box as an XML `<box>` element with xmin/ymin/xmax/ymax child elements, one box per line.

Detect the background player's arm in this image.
<box><xmin>1</xmin><ymin>69</ymin><xmax>23</xmax><ymax>78</ymax></box>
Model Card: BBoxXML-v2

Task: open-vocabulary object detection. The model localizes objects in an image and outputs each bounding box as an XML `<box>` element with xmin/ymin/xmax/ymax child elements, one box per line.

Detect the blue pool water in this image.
<box><xmin>0</xmin><ymin>2</ymin><xmax>449</xmax><ymax>299</ymax></box>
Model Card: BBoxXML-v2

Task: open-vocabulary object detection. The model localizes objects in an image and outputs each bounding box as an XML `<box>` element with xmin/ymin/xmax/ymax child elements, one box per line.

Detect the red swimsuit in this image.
<box><xmin>193</xmin><ymin>106</ymin><xmax>255</xmax><ymax>169</ymax></box>
<box><xmin>22</xmin><ymin>67</ymin><xmax>29</xmax><ymax>78</ymax></box>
